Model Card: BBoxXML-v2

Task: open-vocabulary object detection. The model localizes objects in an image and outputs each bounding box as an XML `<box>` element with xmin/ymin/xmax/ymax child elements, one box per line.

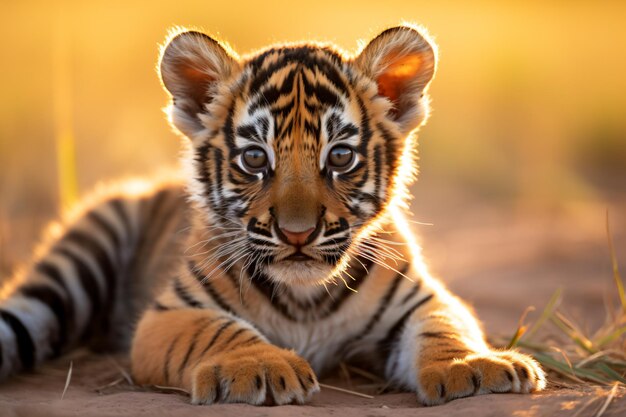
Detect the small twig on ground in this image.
<box><xmin>319</xmin><ymin>383</ymin><xmax>374</xmax><ymax>399</ymax></box>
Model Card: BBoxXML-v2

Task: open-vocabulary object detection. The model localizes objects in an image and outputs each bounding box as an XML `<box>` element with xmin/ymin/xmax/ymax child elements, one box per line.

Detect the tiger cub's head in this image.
<box><xmin>160</xmin><ymin>25</ymin><xmax>436</xmax><ymax>286</ymax></box>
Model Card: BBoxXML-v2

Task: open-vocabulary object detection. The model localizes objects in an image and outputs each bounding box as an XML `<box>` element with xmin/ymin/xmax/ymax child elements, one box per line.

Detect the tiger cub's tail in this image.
<box><xmin>0</xmin><ymin>177</ymin><xmax>189</xmax><ymax>379</ymax></box>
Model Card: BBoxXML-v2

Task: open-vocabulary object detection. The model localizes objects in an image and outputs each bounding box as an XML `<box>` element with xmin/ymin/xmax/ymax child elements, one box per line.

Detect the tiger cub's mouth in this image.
<box><xmin>283</xmin><ymin>252</ymin><xmax>315</xmax><ymax>262</ymax></box>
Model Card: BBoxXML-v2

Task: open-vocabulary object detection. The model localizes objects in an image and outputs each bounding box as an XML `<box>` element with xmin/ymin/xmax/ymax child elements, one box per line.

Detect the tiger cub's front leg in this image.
<box><xmin>131</xmin><ymin>308</ymin><xmax>319</xmax><ymax>405</ymax></box>
<box><xmin>386</xmin><ymin>290</ymin><xmax>546</xmax><ymax>405</ymax></box>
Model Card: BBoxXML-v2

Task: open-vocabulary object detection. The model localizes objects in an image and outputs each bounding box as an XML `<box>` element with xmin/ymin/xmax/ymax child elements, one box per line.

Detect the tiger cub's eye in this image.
<box><xmin>327</xmin><ymin>146</ymin><xmax>355</xmax><ymax>171</ymax></box>
<box><xmin>242</xmin><ymin>147</ymin><xmax>268</xmax><ymax>172</ymax></box>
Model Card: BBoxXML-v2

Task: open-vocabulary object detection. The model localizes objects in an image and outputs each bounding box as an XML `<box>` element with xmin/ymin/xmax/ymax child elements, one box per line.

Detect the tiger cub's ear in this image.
<box><xmin>354</xmin><ymin>25</ymin><xmax>437</xmax><ymax>133</ymax></box>
<box><xmin>159</xmin><ymin>30</ymin><xmax>240</xmax><ymax>137</ymax></box>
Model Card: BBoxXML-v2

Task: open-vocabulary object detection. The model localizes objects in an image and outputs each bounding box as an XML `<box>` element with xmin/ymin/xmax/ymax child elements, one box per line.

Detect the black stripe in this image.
<box><xmin>399</xmin><ymin>281</ymin><xmax>422</xmax><ymax>305</ymax></box>
<box><xmin>163</xmin><ymin>333</ymin><xmax>182</xmax><ymax>384</ymax></box>
<box><xmin>442</xmin><ymin>348</ymin><xmax>469</xmax><ymax>354</ymax></box>
<box><xmin>322</xmin><ymin>257</ymin><xmax>373</xmax><ymax>317</ymax></box>
<box><xmin>373</xmin><ymin>145</ymin><xmax>383</xmax><ymax>202</ymax></box>
<box><xmin>173</xmin><ymin>278</ymin><xmax>203</xmax><ymax>308</ymax></box>
<box><xmin>342</xmin><ymin>268</ymin><xmax>406</xmax><ymax>351</ymax></box>
<box><xmin>53</xmin><ymin>247</ymin><xmax>102</xmax><ymax>338</ymax></box>
<box><xmin>213</xmin><ymin>366</ymin><xmax>222</xmax><ymax>402</ymax></box>
<box><xmin>197</xmin><ymin>320</ymin><xmax>236</xmax><ymax>358</ymax></box>
<box><xmin>63</xmin><ymin>230</ymin><xmax>116</xmax><ymax>281</ymax></box>
<box><xmin>239</xmin><ymin>335</ymin><xmax>261</xmax><ymax>347</ymax></box>
<box><xmin>188</xmin><ymin>262</ymin><xmax>236</xmax><ymax>314</ymax></box>
<box><xmin>378</xmin><ymin>294</ymin><xmax>435</xmax><ymax>358</ymax></box>
<box><xmin>245</xmin><ymin>257</ymin><xmax>373</xmax><ymax>322</ymax></box>
<box><xmin>109</xmin><ymin>198</ymin><xmax>132</xmax><ymax>238</ymax></box>
<box><xmin>63</xmin><ymin>225</ymin><xmax>121</xmax><ymax>339</ymax></box>
<box><xmin>348</xmin><ymin>266</ymin><xmax>402</xmax><ymax>340</ymax></box>
<box><xmin>19</xmin><ymin>284</ymin><xmax>69</xmax><ymax>356</ymax></box>
<box><xmin>0</xmin><ymin>309</ymin><xmax>35</xmax><ymax>370</ymax></box>
<box><xmin>35</xmin><ymin>261</ymin><xmax>76</xmax><ymax>331</ymax></box>
<box><xmin>222</xmin><ymin>327</ymin><xmax>247</xmax><ymax>347</ymax></box>
<box><xmin>247</xmin><ymin>270</ymin><xmax>299</xmax><ymax>321</ymax></box>
<box><xmin>297</xmin><ymin>374</ymin><xmax>307</xmax><ymax>392</ymax></box>
<box><xmin>142</xmin><ymin>188</ymin><xmax>182</xmax><ymax>252</ymax></box>
<box><xmin>36</xmin><ymin>262</ymin><xmax>70</xmax><ymax>296</ymax></box>
<box><xmin>125</xmin><ymin>189</ymin><xmax>183</xmax><ymax>321</ymax></box>
<box><xmin>365</xmin><ymin>275</ymin><xmax>404</xmax><ymax>329</ymax></box>
<box><xmin>177</xmin><ymin>318</ymin><xmax>216</xmax><ymax>378</ymax></box>
<box><xmin>87</xmin><ymin>210</ymin><xmax>121</xmax><ymax>251</ymax></box>
<box><xmin>153</xmin><ymin>302</ymin><xmax>170</xmax><ymax>311</ymax></box>
<box><xmin>131</xmin><ymin>190</ymin><xmax>166</xmax><ymax>257</ymax></box>
<box><xmin>432</xmin><ymin>355</ymin><xmax>461</xmax><ymax>363</ymax></box>
<box><xmin>420</xmin><ymin>331</ymin><xmax>457</xmax><ymax>340</ymax></box>
<box><xmin>62</xmin><ymin>231</ymin><xmax>116</xmax><ymax>326</ymax></box>
<box><xmin>377</xmin><ymin>122</ymin><xmax>402</xmax><ymax>183</ymax></box>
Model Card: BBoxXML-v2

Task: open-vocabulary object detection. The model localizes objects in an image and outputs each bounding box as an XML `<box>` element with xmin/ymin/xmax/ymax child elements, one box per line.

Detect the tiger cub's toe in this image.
<box><xmin>191</xmin><ymin>345</ymin><xmax>319</xmax><ymax>405</ymax></box>
<box><xmin>417</xmin><ymin>350</ymin><xmax>546</xmax><ymax>405</ymax></box>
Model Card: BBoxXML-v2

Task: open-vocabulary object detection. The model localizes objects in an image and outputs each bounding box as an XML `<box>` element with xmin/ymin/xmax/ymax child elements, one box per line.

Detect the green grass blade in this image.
<box><xmin>596</xmin><ymin>325</ymin><xmax>626</xmax><ymax>348</ymax></box>
<box><xmin>595</xmin><ymin>362</ymin><xmax>626</xmax><ymax>384</ymax></box>
<box><xmin>533</xmin><ymin>353</ymin><xmax>611</xmax><ymax>384</ymax></box>
<box><xmin>550</xmin><ymin>315</ymin><xmax>596</xmax><ymax>354</ymax></box>
<box><xmin>524</xmin><ymin>288</ymin><xmax>562</xmax><ymax>340</ymax></box>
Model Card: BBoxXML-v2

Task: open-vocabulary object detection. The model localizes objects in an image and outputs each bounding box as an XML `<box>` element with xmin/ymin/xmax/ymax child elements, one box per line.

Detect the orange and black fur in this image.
<box><xmin>0</xmin><ymin>25</ymin><xmax>546</xmax><ymax>405</ymax></box>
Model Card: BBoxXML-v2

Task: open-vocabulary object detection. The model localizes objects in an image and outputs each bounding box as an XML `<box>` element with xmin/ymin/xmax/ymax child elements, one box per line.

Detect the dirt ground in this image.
<box><xmin>0</xmin><ymin>185</ymin><xmax>625</xmax><ymax>416</ymax></box>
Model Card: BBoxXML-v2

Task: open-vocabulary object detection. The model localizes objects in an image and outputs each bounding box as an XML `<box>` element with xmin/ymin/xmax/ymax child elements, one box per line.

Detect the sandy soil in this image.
<box><xmin>0</xmin><ymin>352</ymin><xmax>624</xmax><ymax>417</ymax></box>
<box><xmin>1</xmin><ymin>189</ymin><xmax>625</xmax><ymax>416</ymax></box>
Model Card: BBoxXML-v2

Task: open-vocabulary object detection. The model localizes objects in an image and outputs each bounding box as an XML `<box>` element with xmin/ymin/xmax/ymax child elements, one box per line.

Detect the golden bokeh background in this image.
<box><xmin>1</xmin><ymin>0</ymin><xmax>625</xmax><ymax>275</ymax></box>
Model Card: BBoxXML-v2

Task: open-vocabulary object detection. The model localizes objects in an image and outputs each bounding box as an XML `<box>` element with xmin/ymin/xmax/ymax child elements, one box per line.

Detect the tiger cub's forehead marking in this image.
<box><xmin>233</xmin><ymin>46</ymin><xmax>360</xmax><ymax>159</ymax></box>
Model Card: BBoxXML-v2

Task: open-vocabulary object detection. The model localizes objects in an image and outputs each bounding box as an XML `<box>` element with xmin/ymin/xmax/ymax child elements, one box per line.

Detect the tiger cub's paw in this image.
<box><xmin>417</xmin><ymin>350</ymin><xmax>546</xmax><ymax>406</ymax></box>
<box><xmin>191</xmin><ymin>344</ymin><xmax>319</xmax><ymax>405</ymax></box>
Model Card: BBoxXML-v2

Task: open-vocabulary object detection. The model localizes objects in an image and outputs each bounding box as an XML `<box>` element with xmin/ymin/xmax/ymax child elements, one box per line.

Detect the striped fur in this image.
<box><xmin>0</xmin><ymin>25</ymin><xmax>545</xmax><ymax>406</ymax></box>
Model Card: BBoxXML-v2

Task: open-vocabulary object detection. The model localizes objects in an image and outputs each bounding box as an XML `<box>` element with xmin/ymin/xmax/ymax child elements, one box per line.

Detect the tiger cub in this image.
<box><xmin>0</xmin><ymin>24</ymin><xmax>545</xmax><ymax>405</ymax></box>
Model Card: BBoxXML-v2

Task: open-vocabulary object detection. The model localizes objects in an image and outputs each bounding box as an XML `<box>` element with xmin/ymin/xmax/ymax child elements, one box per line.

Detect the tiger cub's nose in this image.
<box><xmin>280</xmin><ymin>227</ymin><xmax>315</xmax><ymax>246</ymax></box>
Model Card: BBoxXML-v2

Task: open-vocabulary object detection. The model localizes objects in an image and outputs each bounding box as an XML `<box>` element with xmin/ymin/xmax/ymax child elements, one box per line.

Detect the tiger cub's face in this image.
<box><xmin>160</xmin><ymin>26</ymin><xmax>436</xmax><ymax>285</ymax></box>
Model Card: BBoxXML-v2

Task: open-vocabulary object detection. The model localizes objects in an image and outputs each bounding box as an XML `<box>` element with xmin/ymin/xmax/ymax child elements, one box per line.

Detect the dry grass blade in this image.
<box><xmin>510</xmin><ymin>222</ymin><xmax>626</xmax><ymax>387</ymax></box>
<box><xmin>61</xmin><ymin>360</ymin><xmax>73</xmax><ymax>400</ymax></box>
<box><xmin>606</xmin><ymin>211</ymin><xmax>626</xmax><ymax>313</ymax></box>
<box><xmin>345</xmin><ymin>365</ymin><xmax>386</xmax><ymax>384</ymax></box>
<box><xmin>594</xmin><ymin>383</ymin><xmax>621</xmax><ymax>417</ymax></box>
<box><xmin>151</xmin><ymin>384</ymin><xmax>190</xmax><ymax>395</ymax></box>
<box><xmin>94</xmin><ymin>377</ymin><xmax>125</xmax><ymax>394</ymax></box>
<box><xmin>339</xmin><ymin>362</ymin><xmax>353</xmax><ymax>389</ymax></box>
<box><xmin>572</xmin><ymin>395</ymin><xmax>603</xmax><ymax>417</ymax></box>
<box><xmin>577</xmin><ymin>350</ymin><xmax>625</xmax><ymax>368</ymax></box>
<box><xmin>319</xmin><ymin>383</ymin><xmax>374</xmax><ymax>399</ymax></box>
<box><xmin>551</xmin><ymin>312</ymin><xmax>596</xmax><ymax>353</ymax></box>
<box><xmin>107</xmin><ymin>355</ymin><xmax>134</xmax><ymax>385</ymax></box>
<box><xmin>550</xmin><ymin>347</ymin><xmax>576</xmax><ymax>376</ymax></box>
<box><xmin>597</xmin><ymin>326</ymin><xmax>626</xmax><ymax>348</ymax></box>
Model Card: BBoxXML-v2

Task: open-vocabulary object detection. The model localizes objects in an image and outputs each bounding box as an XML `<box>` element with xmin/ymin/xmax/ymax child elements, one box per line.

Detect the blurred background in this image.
<box><xmin>1</xmin><ymin>0</ymin><xmax>625</xmax><ymax>333</ymax></box>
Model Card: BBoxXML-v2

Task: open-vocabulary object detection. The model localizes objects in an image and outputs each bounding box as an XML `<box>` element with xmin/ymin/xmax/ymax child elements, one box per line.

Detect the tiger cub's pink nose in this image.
<box><xmin>280</xmin><ymin>227</ymin><xmax>315</xmax><ymax>246</ymax></box>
